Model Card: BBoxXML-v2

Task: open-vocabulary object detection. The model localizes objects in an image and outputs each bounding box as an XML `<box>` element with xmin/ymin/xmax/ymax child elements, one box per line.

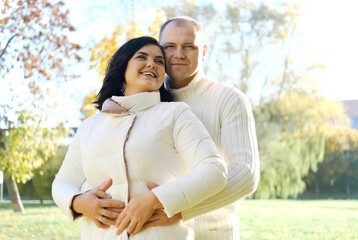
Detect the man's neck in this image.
<box><xmin>169</xmin><ymin>72</ymin><xmax>199</xmax><ymax>89</ymax></box>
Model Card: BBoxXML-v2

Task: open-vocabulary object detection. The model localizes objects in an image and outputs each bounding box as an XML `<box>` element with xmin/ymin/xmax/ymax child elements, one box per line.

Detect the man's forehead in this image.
<box><xmin>160</xmin><ymin>24</ymin><xmax>203</xmax><ymax>45</ymax></box>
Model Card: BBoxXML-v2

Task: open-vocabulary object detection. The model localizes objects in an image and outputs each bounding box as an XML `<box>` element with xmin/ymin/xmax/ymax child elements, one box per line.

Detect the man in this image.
<box><xmin>148</xmin><ymin>16</ymin><xmax>260</xmax><ymax>240</ymax></box>
<box><xmin>69</xmin><ymin>17</ymin><xmax>260</xmax><ymax>239</ymax></box>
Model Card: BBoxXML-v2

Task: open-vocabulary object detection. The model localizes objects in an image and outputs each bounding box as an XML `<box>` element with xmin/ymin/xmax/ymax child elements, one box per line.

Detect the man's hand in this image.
<box><xmin>144</xmin><ymin>209</ymin><xmax>182</xmax><ymax>228</ymax></box>
<box><xmin>71</xmin><ymin>179</ymin><xmax>125</xmax><ymax>229</ymax></box>
<box><xmin>115</xmin><ymin>191</ymin><xmax>163</xmax><ymax>236</ymax></box>
<box><xmin>143</xmin><ymin>182</ymin><xmax>182</xmax><ymax>228</ymax></box>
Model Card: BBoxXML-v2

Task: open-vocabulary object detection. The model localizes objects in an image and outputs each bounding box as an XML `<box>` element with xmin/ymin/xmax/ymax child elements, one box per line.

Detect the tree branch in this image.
<box><xmin>0</xmin><ymin>34</ymin><xmax>17</xmax><ymax>59</ymax></box>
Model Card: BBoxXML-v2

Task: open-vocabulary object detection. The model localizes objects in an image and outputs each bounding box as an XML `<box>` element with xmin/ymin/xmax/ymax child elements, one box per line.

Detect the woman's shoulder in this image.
<box><xmin>78</xmin><ymin>113</ymin><xmax>109</xmax><ymax>129</ymax></box>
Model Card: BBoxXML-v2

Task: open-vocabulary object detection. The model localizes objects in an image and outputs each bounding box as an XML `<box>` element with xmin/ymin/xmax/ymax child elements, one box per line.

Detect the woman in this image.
<box><xmin>52</xmin><ymin>36</ymin><xmax>227</xmax><ymax>240</ymax></box>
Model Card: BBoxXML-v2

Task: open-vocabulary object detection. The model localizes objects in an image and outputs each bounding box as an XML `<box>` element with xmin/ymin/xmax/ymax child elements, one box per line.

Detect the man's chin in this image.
<box><xmin>167</xmin><ymin>71</ymin><xmax>188</xmax><ymax>80</ymax></box>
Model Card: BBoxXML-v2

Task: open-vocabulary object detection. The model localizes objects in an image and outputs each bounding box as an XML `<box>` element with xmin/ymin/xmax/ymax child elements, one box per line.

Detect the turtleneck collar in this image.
<box><xmin>111</xmin><ymin>91</ymin><xmax>160</xmax><ymax>113</ymax></box>
<box><xmin>165</xmin><ymin>71</ymin><xmax>207</xmax><ymax>101</ymax></box>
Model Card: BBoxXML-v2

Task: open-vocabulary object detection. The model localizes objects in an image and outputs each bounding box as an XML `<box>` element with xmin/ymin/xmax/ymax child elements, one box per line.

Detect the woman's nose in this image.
<box><xmin>146</xmin><ymin>59</ymin><xmax>156</xmax><ymax>68</ymax></box>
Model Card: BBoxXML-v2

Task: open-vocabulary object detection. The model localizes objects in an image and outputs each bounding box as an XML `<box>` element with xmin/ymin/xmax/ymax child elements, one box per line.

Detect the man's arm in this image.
<box><xmin>143</xmin><ymin>183</ymin><xmax>182</xmax><ymax>228</ymax></box>
<box><xmin>180</xmin><ymin>89</ymin><xmax>260</xmax><ymax>221</ymax></box>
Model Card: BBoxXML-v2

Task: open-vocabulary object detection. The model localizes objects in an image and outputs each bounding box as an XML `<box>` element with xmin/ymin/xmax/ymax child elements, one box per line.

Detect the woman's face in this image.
<box><xmin>124</xmin><ymin>44</ymin><xmax>165</xmax><ymax>96</ymax></box>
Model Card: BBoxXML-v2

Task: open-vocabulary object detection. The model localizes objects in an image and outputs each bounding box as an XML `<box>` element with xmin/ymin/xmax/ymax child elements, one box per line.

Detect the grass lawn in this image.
<box><xmin>0</xmin><ymin>199</ymin><xmax>357</xmax><ymax>240</ymax></box>
<box><xmin>0</xmin><ymin>202</ymin><xmax>81</xmax><ymax>240</ymax></box>
<box><xmin>238</xmin><ymin>199</ymin><xmax>358</xmax><ymax>240</ymax></box>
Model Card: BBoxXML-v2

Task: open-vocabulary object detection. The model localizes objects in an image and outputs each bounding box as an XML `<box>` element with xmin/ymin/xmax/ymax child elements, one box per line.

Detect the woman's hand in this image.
<box><xmin>71</xmin><ymin>179</ymin><xmax>125</xmax><ymax>229</ymax></box>
<box><xmin>115</xmin><ymin>191</ymin><xmax>163</xmax><ymax>236</ymax></box>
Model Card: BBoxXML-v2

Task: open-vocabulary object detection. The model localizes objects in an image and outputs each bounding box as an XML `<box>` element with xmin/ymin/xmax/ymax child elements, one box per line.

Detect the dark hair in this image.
<box><xmin>94</xmin><ymin>36</ymin><xmax>173</xmax><ymax>110</ymax></box>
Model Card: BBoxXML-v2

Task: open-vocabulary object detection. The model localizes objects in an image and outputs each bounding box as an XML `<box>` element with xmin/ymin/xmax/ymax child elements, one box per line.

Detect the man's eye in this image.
<box><xmin>165</xmin><ymin>46</ymin><xmax>174</xmax><ymax>49</ymax></box>
<box><xmin>185</xmin><ymin>46</ymin><xmax>194</xmax><ymax>49</ymax></box>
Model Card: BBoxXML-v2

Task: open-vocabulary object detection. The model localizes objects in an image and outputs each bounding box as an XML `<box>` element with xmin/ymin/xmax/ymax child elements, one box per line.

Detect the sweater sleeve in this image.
<box><xmin>152</xmin><ymin>103</ymin><xmax>228</xmax><ymax>218</ymax></box>
<box><xmin>180</xmin><ymin>89</ymin><xmax>260</xmax><ymax>221</ymax></box>
<box><xmin>52</xmin><ymin>124</ymin><xmax>86</xmax><ymax>220</ymax></box>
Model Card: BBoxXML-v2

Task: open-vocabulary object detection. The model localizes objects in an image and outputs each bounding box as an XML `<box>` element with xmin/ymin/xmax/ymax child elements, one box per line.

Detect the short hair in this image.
<box><xmin>159</xmin><ymin>16</ymin><xmax>204</xmax><ymax>42</ymax></box>
<box><xmin>94</xmin><ymin>36</ymin><xmax>173</xmax><ymax>110</ymax></box>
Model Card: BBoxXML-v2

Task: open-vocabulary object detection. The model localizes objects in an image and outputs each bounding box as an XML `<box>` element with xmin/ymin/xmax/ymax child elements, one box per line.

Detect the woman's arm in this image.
<box><xmin>151</xmin><ymin>103</ymin><xmax>227</xmax><ymax>216</ymax></box>
<box><xmin>115</xmin><ymin>103</ymin><xmax>227</xmax><ymax>235</ymax></box>
<box><xmin>52</xmin><ymin>126</ymin><xmax>124</xmax><ymax>228</ymax></box>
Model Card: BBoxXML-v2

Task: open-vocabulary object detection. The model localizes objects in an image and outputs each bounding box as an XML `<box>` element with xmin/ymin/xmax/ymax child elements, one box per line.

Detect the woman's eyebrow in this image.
<box><xmin>135</xmin><ymin>51</ymin><xmax>149</xmax><ymax>55</ymax></box>
<box><xmin>135</xmin><ymin>52</ymin><xmax>164</xmax><ymax>59</ymax></box>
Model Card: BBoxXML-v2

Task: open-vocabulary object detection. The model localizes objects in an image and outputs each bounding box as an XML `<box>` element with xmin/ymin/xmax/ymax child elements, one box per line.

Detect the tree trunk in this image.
<box><xmin>1</xmin><ymin>125</ymin><xmax>24</xmax><ymax>213</ymax></box>
<box><xmin>314</xmin><ymin>173</ymin><xmax>320</xmax><ymax>195</ymax></box>
<box><xmin>4</xmin><ymin>174</ymin><xmax>25</xmax><ymax>213</ymax></box>
<box><xmin>346</xmin><ymin>176</ymin><xmax>351</xmax><ymax>195</ymax></box>
<box><xmin>315</xmin><ymin>180</ymin><xmax>320</xmax><ymax>195</ymax></box>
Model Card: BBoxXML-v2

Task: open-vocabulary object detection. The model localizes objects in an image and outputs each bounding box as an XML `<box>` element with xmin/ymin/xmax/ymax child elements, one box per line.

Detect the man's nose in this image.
<box><xmin>174</xmin><ymin>47</ymin><xmax>185</xmax><ymax>58</ymax></box>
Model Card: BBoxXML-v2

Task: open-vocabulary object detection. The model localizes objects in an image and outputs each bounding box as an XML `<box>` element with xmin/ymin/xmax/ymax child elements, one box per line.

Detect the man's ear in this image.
<box><xmin>202</xmin><ymin>44</ymin><xmax>208</xmax><ymax>61</ymax></box>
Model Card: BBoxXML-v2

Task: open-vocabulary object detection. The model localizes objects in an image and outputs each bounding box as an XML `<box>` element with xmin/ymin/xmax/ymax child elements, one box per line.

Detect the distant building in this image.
<box><xmin>342</xmin><ymin>100</ymin><xmax>358</xmax><ymax>130</ymax></box>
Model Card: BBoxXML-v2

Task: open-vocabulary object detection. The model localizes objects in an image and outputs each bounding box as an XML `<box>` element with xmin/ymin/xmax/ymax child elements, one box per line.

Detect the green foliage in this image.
<box><xmin>18</xmin><ymin>146</ymin><xmax>69</xmax><ymax>201</ymax></box>
<box><xmin>253</xmin><ymin>85</ymin><xmax>348</xmax><ymax>198</ymax></box>
<box><xmin>0</xmin><ymin>100</ymin><xmax>72</xmax><ymax>184</ymax></box>
<box><xmin>305</xmin><ymin>126</ymin><xmax>358</xmax><ymax>194</ymax></box>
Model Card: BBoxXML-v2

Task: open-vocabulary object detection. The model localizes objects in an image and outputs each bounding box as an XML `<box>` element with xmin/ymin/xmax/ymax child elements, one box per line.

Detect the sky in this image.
<box><xmin>2</xmin><ymin>0</ymin><xmax>358</xmax><ymax>127</ymax></box>
<box><xmin>298</xmin><ymin>0</ymin><xmax>358</xmax><ymax>101</ymax></box>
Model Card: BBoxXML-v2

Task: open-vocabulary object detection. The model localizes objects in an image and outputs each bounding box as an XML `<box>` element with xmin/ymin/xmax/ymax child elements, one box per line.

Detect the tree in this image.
<box><xmin>0</xmin><ymin>0</ymin><xmax>81</xmax><ymax>80</ymax></box>
<box><xmin>17</xmin><ymin>145</ymin><xmax>69</xmax><ymax>203</ymax></box>
<box><xmin>0</xmin><ymin>0</ymin><xmax>81</xmax><ymax>212</ymax></box>
<box><xmin>253</xmin><ymin>68</ymin><xmax>349</xmax><ymax>198</ymax></box>
<box><xmin>306</xmin><ymin>126</ymin><xmax>358</xmax><ymax>195</ymax></box>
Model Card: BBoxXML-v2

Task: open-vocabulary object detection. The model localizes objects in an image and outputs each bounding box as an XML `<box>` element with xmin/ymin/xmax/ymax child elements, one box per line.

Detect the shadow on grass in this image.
<box><xmin>0</xmin><ymin>201</ymin><xmax>57</xmax><ymax>210</ymax></box>
<box><xmin>297</xmin><ymin>192</ymin><xmax>358</xmax><ymax>200</ymax></box>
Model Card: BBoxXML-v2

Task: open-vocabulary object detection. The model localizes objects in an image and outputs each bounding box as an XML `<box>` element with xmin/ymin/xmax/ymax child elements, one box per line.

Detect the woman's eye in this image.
<box><xmin>156</xmin><ymin>60</ymin><xmax>164</xmax><ymax>64</ymax></box>
<box><xmin>137</xmin><ymin>55</ymin><xmax>146</xmax><ymax>59</ymax></box>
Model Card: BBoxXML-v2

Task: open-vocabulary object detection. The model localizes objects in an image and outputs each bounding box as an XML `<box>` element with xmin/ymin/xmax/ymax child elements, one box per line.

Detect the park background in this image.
<box><xmin>1</xmin><ymin>0</ymin><xmax>358</xmax><ymax>239</ymax></box>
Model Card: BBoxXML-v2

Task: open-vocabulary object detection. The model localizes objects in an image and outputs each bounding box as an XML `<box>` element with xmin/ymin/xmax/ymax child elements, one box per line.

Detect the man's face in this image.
<box><xmin>159</xmin><ymin>21</ymin><xmax>206</xmax><ymax>88</ymax></box>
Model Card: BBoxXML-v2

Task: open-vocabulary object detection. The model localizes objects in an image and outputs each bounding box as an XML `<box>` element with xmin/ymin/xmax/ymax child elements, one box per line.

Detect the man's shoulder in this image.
<box><xmin>202</xmin><ymin>77</ymin><xmax>248</xmax><ymax>101</ymax></box>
